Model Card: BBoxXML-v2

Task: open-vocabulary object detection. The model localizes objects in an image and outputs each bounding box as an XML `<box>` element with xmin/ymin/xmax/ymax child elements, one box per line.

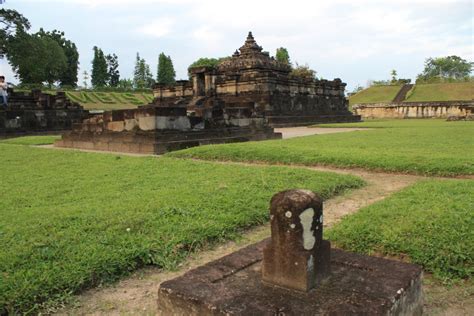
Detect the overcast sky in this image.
<box><xmin>0</xmin><ymin>0</ymin><xmax>472</xmax><ymax>91</ymax></box>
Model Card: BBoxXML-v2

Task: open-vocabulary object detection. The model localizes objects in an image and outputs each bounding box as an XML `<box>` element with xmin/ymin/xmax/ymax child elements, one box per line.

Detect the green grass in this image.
<box><xmin>327</xmin><ymin>179</ymin><xmax>474</xmax><ymax>281</ymax></box>
<box><xmin>167</xmin><ymin>120</ymin><xmax>474</xmax><ymax>176</ymax></box>
<box><xmin>64</xmin><ymin>91</ymin><xmax>154</xmax><ymax>110</ymax></box>
<box><xmin>0</xmin><ymin>143</ymin><xmax>363</xmax><ymax>314</ymax></box>
<box><xmin>0</xmin><ymin>135</ymin><xmax>60</xmax><ymax>146</ymax></box>
<box><xmin>349</xmin><ymin>85</ymin><xmax>402</xmax><ymax>105</ymax></box>
<box><xmin>312</xmin><ymin>118</ymin><xmax>457</xmax><ymax>128</ymax></box>
<box><xmin>405</xmin><ymin>82</ymin><xmax>474</xmax><ymax>102</ymax></box>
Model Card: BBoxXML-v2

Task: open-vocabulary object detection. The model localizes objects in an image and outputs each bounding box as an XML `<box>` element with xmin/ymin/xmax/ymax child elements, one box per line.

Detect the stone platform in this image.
<box><xmin>56</xmin><ymin>126</ymin><xmax>280</xmax><ymax>155</ymax></box>
<box><xmin>55</xmin><ymin>106</ymin><xmax>281</xmax><ymax>154</ymax></box>
<box><xmin>157</xmin><ymin>240</ymin><xmax>423</xmax><ymax>315</ymax></box>
<box><xmin>0</xmin><ymin>89</ymin><xmax>88</xmax><ymax>136</ymax></box>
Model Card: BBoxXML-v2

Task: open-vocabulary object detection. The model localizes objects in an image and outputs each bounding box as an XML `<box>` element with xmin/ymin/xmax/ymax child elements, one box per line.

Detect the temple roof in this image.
<box><xmin>218</xmin><ymin>32</ymin><xmax>291</xmax><ymax>73</ymax></box>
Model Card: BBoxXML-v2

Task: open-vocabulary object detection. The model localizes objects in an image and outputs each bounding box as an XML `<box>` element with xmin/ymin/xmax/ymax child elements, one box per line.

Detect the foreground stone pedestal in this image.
<box><xmin>157</xmin><ymin>240</ymin><xmax>423</xmax><ymax>315</ymax></box>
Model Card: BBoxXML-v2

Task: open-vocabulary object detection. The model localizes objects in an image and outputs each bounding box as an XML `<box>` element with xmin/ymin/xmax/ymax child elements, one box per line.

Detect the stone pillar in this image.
<box><xmin>262</xmin><ymin>189</ymin><xmax>331</xmax><ymax>292</ymax></box>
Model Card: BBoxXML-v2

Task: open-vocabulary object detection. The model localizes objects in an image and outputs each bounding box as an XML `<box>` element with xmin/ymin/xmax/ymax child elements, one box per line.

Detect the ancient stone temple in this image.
<box><xmin>0</xmin><ymin>89</ymin><xmax>88</xmax><ymax>136</ymax></box>
<box><xmin>153</xmin><ymin>32</ymin><xmax>360</xmax><ymax>126</ymax></box>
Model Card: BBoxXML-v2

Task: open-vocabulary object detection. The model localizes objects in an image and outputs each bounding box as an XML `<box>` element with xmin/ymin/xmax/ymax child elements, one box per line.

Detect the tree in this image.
<box><xmin>117</xmin><ymin>78</ymin><xmax>134</xmax><ymax>90</ymax></box>
<box><xmin>6</xmin><ymin>30</ymin><xmax>67</xmax><ymax>85</ymax></box>
<box><xmin>82</xmin><ymin>70</ymin><xmax>89</xmax><ymax>89</ymax></box>
<box><xmin>106</xmin><ymin>53</ymin><xmax>120</xmax><ymax>87</ymax></box>
<box><xmin>156</xmin><ymin>52</ymin><xmax>176</xmax><ymax>85</ymax></box>
<box><xmin>37</xmin><ymin>29</ymin><xmax>79</xmax><ymax>87</ymax></box>
<box><xmin>417</xmin><ymin>56</ymin><xmax>473</xmax><ymax>82</ymax></box>
<box><xmin>133</xmin><ymin>53</ymin><xmax>154</xmax><ymax>89</ymax></box>
<box><xmin>390</xmin><ymin>69</ymin><xmax>398</xmax><ymax>83</ymax></box>
<box><xmin>290</xmin><ymin>63</ymin><xmax>317</xmax><ymax>80</ymax></box>
<box><xmin>0</xmin><ymin>9</ymin><xmax>30</xmax><ymax>58</ymax></box>
<box><xmin>91</xmin><ymin>46</ymin><xmax>108</xmax><ymax>88</ymax></box>
<box><xmin>275</xmin><ymin>47</ymin><xmax>291</xmax><ymax>66</ymax></box>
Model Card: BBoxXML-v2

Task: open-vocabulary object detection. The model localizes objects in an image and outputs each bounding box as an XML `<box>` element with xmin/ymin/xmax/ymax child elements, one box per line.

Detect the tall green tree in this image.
<box><xmin>133</xmin><ymin>53</ymin><xmax>154</xmax><ymax>88</ymax></box>
<box><xmin>417</xmin><ymin>56</ymin><xmax>473</xmax><ymax>82</ymax></box>
<box><xmin>91</xmin><ymin>46</ymin><xmax>108</xmax><ymax>88</ymax></box>
<box><xmin>37</xmin><ymin>28</ymin><xmax>79</xmax><ymax>87</ymax></box>
<box><xmin>82</xmin><ymin>70</ymin><xmax>89</xmax><ymax>89</ymax></box>
<box><xmin>6</xmin><ymin>30</ymin><xmax>67</xmax><ymax>85</ymax></box>
<box><xmin>390</xmin><ymin>69</ymin><xmax>398</xmax><ymax>83</ymax></box>
<box><xmin>106</xmin><ymin>53</ymin><xmax>120</xmax><ymax>87</ymax></box>
<box><xmin>275</xmin><ymin>47</ymin><xmax>291</xmax><ymax>66</ymax></box>
<box><xmin>0</xmin><ymin>9</ymin><xmax>30</xmax><ymax>58</ymax></box>
<box><xmin>156</xmin><ymin>53</ymin><xmax>176</xmax><ymax>85</ymax></box>
<box><xmin>118</xmin><ymin>78</ymin><xmax>134</xmax><ymax>90</ymax></box>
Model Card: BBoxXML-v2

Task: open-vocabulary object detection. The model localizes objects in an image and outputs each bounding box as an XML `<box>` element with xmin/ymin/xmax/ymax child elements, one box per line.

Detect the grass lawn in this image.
<box><xmin>0</xmin><ymin>135</ymin><xmax>60</xmax><ymax>146</ymax></box>
<box><xmin>65</xmin><ymin>91</ymin><xmax>153</xmax><ymax>110</ymax></box>
<box><xmin>349</xmin><ymin>85</ymin><xmax>402</xmax><ymax>105</ymax></box>
<box><xmin>327</xmin><ymin>179</ymin><xmax>474</xmax><ymax>282</ymax></box>
<box><xmin>0</xmin><ymin>142</ymin><xmax>363</xmax><ymax>314</ymax></box>
<box><xmin>168</xmin><ymin>120</ymin><xmax>474</xmax><ymax>176</ymax></box>
<box><xmin>405</xmin><ymin>82</ymin><xmax>474</xmax><ymax>102</ymax></box>
<box><xmin>312</xmin><ymin>118</ymin><xmax>465</xmax><ymax>128</ymax></box>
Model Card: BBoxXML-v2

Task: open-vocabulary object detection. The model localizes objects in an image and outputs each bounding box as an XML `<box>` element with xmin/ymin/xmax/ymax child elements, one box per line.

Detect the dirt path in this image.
<box><xmin>275</xmin><ymin>126</ymin><xmax>369</xmax><ymax>139</ymax></box>
<box><xmin>55</xmin><ymin>166</ymin><xmax>426</xmax><ymax>315</ymax></box>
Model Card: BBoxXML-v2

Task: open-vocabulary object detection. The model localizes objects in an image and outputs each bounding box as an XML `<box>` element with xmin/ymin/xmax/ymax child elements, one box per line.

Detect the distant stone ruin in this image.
<box><xmin>353</xmin><ymin>101</ymin><xmax>474</xmax><ymax>119</ymax></box>
<box><xmin>0</xmin><ymin>89</ymin><xmax>88</xmax><ymax>136</ymax></box>
<box><xmin>153</xmin><ymin>32</ymin><xmax>360</xmax><ymax>127</ymax></box>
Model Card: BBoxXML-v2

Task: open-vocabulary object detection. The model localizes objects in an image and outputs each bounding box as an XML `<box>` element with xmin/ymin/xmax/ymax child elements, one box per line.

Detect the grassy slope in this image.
<box><xmin>348</xmin><ymin>85</ymin><xmax>402</xmax><ymax>105</ymax></box>
<box><xmin>327</xmin><ymin>179</ymin><xmax>474</xmax><ymax>281</ymax></box>
<box><xmin>168</xmin><ymin>120</ymin><xmax>474</xmax><ymax>176</ymax></box>
<box><xmin>405</xmin><ymin>82</ymin><xmax>474</xmax><ymax>102</ymax></box>
<box><xmin>65</xmin><ymin>91</ymin><xmax>154</xmax><ymax>110</ymax></box>
<box><xmin>0</xmin><ymin>142</ymin><xmax>363</xmax><ymax>314</ymax></box>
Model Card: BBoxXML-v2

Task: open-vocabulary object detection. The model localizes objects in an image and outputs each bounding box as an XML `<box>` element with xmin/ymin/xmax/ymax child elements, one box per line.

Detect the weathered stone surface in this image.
<box><xmin>353</xmin><ymin>101</ymin><xmax>473</xmax><ymax>119</ymax></box>
<box><xmin>157</xmin><ymin>240</ymin><xmax>424</xmax><ymax>315</ymax></box>
<box><xmin>262</xmin><ymin>190</ymin><xmax>330</xmax><ymax>292</ymax></box>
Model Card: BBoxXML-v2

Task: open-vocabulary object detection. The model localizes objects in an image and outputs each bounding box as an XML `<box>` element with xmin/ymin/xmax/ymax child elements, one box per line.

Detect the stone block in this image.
<box><xmin>157</xmin><ymin>241</ymin><xmax>423</xmax><ymax>315</ymax></box>
<box><xmin>106</xmin><ymin>121</ymin><xmax>125</xmax><ymax>132</ymax></box>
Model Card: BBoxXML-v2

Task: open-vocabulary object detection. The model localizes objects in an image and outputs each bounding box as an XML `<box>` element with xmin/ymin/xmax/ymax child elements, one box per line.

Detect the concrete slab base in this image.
<box><xmin>157</xmin><ymin>240</ymin><xmax>423</xmax><ymax>315</ymax></box>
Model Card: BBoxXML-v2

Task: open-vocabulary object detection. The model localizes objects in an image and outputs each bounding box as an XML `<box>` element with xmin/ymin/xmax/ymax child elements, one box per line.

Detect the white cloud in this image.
<box><xmin>136</xmin><ymin>17</ymin><xmax>175</xmax><ymax>38</ymax></box>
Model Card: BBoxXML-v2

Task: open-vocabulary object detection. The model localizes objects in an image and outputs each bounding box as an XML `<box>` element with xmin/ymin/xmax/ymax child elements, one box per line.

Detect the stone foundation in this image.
<box><xmin>56</xmin><ymin>126</ymin><xmax>280</xmax><ymax>155</ymax></box>
<box><xmin>158</xmin><ymin>190</ymin><xmax>423</xmax><ymax>315</ymax></box>
<box><xmin>157</xmin><ymin>240</ymin><xmax>424</xmax><ymax>315</ymax></box>
<box><xmin>353</xmin><ymin>101</ymin><xmax>473</xmax><ymax>119</ymax></box>
<box><xmin>55</xmin><ymin>106</ymin><xmax>281</xmax><ymax>154</ymax></box>
<box><xmin>0</xmin><ymin>89</ymin><xmax>88</xmax><ymax>136</ymax></box>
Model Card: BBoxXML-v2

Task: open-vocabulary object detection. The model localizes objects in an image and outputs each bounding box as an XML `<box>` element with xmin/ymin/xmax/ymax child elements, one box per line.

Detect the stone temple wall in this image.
<box><xmin>152</xmin><ymin>32</ymin><xmax>360</xmax><ymax>126</ymax></box>
<box><xmin>353</xmin><ymin>101</ymin><xmax>473</xmax><ymax>119</ymax></box>
<box><xmin>55</xmin><ymin>105</ymin><xmax>281</xmax><ymax>155</ymax></box>
<box><xmin>0</xmin><ymin>89</ymin><xmax>89</xmax><ymax>136</ymax></box>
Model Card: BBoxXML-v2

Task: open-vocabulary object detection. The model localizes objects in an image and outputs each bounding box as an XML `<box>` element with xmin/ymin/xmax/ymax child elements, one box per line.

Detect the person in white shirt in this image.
<box><xmin>0</xmin><ymin>76</ymin><xmax>8</xmax><ymax>108</ymax></box>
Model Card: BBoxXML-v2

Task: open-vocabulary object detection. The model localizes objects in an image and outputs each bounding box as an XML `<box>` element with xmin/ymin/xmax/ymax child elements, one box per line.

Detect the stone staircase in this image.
<box><xmin>392</xmin><ymin>84</ymin><xmax>414</xmax><ymax>102</ymax></box>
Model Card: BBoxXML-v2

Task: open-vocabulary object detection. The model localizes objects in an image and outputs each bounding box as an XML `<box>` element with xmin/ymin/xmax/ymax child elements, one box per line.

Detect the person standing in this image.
<box><xmin>0</xmin><ymin>76</ymin><xmax>8</xmax><ymax>108</ymax></box>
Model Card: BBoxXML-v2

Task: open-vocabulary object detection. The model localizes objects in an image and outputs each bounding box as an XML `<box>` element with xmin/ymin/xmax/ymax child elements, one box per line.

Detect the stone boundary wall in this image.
<box><xmin>353</xmin><ymin>101</ymin><xmax>473</xmax><ymax>119</ymax></box>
